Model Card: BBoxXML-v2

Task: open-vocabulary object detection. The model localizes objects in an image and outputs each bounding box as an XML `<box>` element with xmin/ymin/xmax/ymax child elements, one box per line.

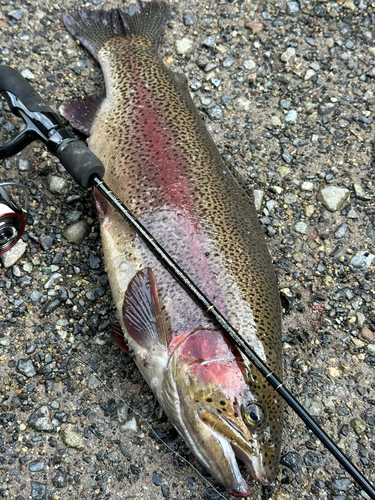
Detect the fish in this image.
<box><xmin>61</xmin><ymin>1</ymin><xmax>283</xmax><ymax>497</ymax></box>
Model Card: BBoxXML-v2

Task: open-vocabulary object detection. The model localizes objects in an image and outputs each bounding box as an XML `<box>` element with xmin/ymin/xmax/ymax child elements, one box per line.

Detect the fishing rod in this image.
<box><xmin>0</xmin><ymin>66</ymin><xmax>374</xmax><ymax>499</ymax></box>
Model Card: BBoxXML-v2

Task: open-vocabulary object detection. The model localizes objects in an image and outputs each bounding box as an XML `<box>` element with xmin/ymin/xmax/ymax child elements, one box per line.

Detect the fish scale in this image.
<box><xmin>61</xmin><ymin>1</ymin><xmax>283</xmax><ymax>496</ymax></box>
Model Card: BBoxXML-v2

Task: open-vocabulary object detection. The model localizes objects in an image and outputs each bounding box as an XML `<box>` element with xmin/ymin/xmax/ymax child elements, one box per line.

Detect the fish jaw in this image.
<box><xmin>159</xmin><ymin>329</ymin><xmax>280</xmax><ymax>496</ymax></box>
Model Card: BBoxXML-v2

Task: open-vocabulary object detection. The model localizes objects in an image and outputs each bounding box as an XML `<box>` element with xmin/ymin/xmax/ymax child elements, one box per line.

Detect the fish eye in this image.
<box><xmin>243</xmin><ymin>403</ymin><xmax>265</xmax><ymax>428</ymax></box>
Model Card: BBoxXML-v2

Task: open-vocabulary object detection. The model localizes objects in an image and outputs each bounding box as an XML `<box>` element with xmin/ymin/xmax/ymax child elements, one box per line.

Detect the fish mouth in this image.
<box><xmin>199</xmin><ymin>408</ymin><xmax>269</xmax><ymax>493</ymax></box>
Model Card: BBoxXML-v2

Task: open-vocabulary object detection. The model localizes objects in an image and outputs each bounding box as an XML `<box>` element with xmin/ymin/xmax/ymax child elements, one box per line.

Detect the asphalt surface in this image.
<box><xmin>0</xmin><ymin>0</ymin><xmax>375</xmax><ymax>499</ymax></box>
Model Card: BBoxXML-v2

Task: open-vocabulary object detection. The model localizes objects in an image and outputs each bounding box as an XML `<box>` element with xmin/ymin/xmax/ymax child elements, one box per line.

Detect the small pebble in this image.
<box><xmin>284</xmin><ymin>110</ymin><xmax>298</xmax><ymax>124</ymax></box>
<box><xmin>17</xmin><ymin>359</ymin><xmax>36</xmax><ymax>378</ymax></box>
<box><xmin>234</xmin><ymin>97</ymin><xmax>251</xmax><ymax>112</ymax></box>
<box><xmin>120</xmin><ymin>416</ymin><xmax>139</xmax><ymax>437</ymax></box>
<box><xmin>270</xmin><ymin>116</ymin><xmax>282</xmax><ymax>127</ymax></box>
<box><xmin>253</xmin><ymin>190</ymin><xmax>264</xmax><ymax>212</ymax></box>
<box><xmin>30</xmin><ymin>482</ymin><xmax>46</xmax><ymax>500</ymax></box>
<box><xmin>335</xmin><ymin>223</ymin><xmax>348</xmax><ymax>239</ymax></box>
<box><xmin>201</xmin><ymin>35</ymin><xmax>216</xmax><ymax>48</ymax></box>
<box><xmin>281</xmin><ymin>47</ymin><xmax>296</xmax><ymax>62</ymax></box>
<box><xmin>29</xmin><ymin>459</ymin><xmax>46</xmax><ymax>472</ymax></box>
<box><xmin>18</xmin><ymin>159</ymin><xmax>30</xmax><ymax>171</ymax></box>
<box><xmin>175</xmin><ymin>38</ymin><xmax>193</xmax><ymax>55</ymax></box>
<box><xmin>152</xmin><ymin>472</ymin><xmax>163</xmax><ymax>486</ymax></box>
<box><xmin>280</xmin><ymin>452</ymin><xmax>302</xmax><ymax>472</ymax></box>
<box><xmin>60</xmin><ymin>423</ymin><xmax>85</xmax><ymax>450</ymax></box>
<box><xmin>48</xmin><ymin>176</ymin><xmax>68</xmax><ymax>194</ymax></box>
<box><xmin>243</xmin><ymin>58</ymin><xmax>256</xmax><ymax>71</ymax></box>
<box><xmin>8</xmin><ymin>9</ymin><xmax>22</xmax><ymax>20</ymax></box>
<box><xmin>183</xmin><ymin>13</ymin><xmax>194</xmax><ymax>26</ymax></box>
<box><xmin>349</xmin><ymin>251</ymin><xmax>374</xmax><ymax>271</ymax></box>
<box><xmin>286</xmin><ymin>1</ymin><xmax>300</xmax><ymax>14</ymax></box>
<box><xmin>28</xmin><ymin>406</ymin><xmax>53</xmax><ymax>432</ymax></box>
<box><xmin>205</xmin><ymin>105</ymin><xmax>223</xmax><ymax>120</ymax></box>
<box><xmin>0</xmin><ymin>239</ymin><xmax>27</xmax><ymax>268</ymax></box>
<box><xmin>317</xmin><ymin>186</ymin><xmax>349</xmax><ymax>212</ymax></box>
<box><xmin>20</xmin><ymin>69</ymin><xmax>35</xmax><ymax>80</ymax></box>
<box><xmin>62</xmin><ymin>220</ymin><xmax>91</xmax><ymax>244</ymax></box>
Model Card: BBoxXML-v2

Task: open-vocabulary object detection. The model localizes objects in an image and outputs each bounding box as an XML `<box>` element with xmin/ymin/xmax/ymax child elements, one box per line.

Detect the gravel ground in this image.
<box><xmin>0</xmin><ymin>0</ymin><xmax>375</xmax><ymax>499</ymax></box>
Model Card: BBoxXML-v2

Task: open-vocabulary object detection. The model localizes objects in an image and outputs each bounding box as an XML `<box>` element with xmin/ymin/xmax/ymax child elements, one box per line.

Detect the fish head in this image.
<box><xmin>165</xmin><ymin>328</ymin><xmax>283</xmax><ymax>497</ymax></box>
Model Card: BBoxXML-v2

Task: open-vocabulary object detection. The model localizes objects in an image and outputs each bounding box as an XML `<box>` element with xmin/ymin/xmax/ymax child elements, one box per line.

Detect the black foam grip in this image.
<box><xmin>0</xmin><ymin>66</ymin><xmax>55</xmax><ymax>113</ymax></box>
<box><xmin>58</xmin><ymin>141</ymin><xmax>105</xmax><ymax>188</ymax></box>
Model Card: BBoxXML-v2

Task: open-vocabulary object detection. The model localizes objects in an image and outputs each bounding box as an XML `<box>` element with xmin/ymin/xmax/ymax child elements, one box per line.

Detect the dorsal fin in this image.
<box><xmin>123</xmin><ymin>268</ymin><xmax>168</xmax><ymax>348</ymax></box>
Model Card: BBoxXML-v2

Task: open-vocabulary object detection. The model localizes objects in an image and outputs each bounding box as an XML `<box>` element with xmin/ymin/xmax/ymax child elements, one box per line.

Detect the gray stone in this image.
<box><xmin>347</xmin><ymin>208</ymin><xmax>359</xmax><ymax>218</ymax></box>
<box><xmin>18</xmin><ymin>358</ymin><xmax>36</xmax><ymax>378</ymax></box>
<box><xmin>28</xmin><ymin>405</ymin><xmax>54</xmax><ymax>432</ymax></box>
<box><xmin>117</xmin><ymin>402</ymin><xmax>129</xmax><ymax>424</ymax></box>
<box><xmin>205</xmin><ymin>105</ymin><xmax>223</xmax><ymax>120</ymax></box>
<box><xmin>175</xmin><ymin>38</ymin><xmax>193</xmax><ymax>55</ymax></box>
<box><xmin>44</xmin><ymin>273</ymin><xmax>62</xmax><ymax>289</ymax></box>
<box><xmin>284</xmin><ymin>110</ymin><xmax>298</xmax><ymax>124</ymax></box>
<box><xmin>107</xmin><ymin>450</ymin><xmax>120</xmax><ymax>463</ymax></box>
<box><xmin>281</xmin><ymin>47</ymin><xmax>296</xmax><ymax>62</ymax></box>
<box><xmin>0</xmin><ymin>239</ymin><xmax>27</xmax><ymax>268</ymax></box>
<box><xmin>18</xmin><ymin>159</ymin><xmax>30</xmax><ymax>171</ymax></box>
<box><xmin>52</xmin><ymin>470</ymin><xmax>67</xmax><ymax>488</ymax></box>
<box><xmin>204</xmin><ymin>62</ymin><xmax>217</xmax><ymax>72</ymax></box>
<box><xmin>284</xmin><ymin>194</ymin><xmax>297</xmax><ymax>204</ymax></box>
<box><xmin>67</xmin><ymin>210</ymin><xmax>82</xmax><ymax>222</ymax></box>
<box><xmin>8</xmin><ymin>9</ymin><xmax>22</xmax><ymax>20</ymax></box>
<box><xmin>287</xmin><ymin>1</ymin><xmax>300</xmax><ymax>14</ymax></box>
<box><xmin>233</xmin><ymin>97</ymin><xmax>251</xmax><ymax>112</ymax></box>
<box><xmin>270</xmin><ymin>116</ymin><xmax>282</xmax><ymax>127</ymax></box>
<box><xmin>349</xmin><ymin>251</ymin><xmax>374</xmax><ymax>271</ymax></box>
<box><xmin>353</xmin><ymin>183</ymin><xmax>372</xmax><ymax>200</ymax></box>
<box><xmin>223</xmin><ymin>57</ymin><xmax>235</xmax><ymax>68</ymax></box>
<box><xmin>282</xmin><ymin>148</ymin><xmax>293</xmax><ymax>164</ymax></box>
<box><xmin>305</xmin><ymin>69</ymin><xmax>316</xmax><ymax>80</ymax></box>
<box><xmin>332</xmin><ymin>478</ymin><xmax>352</xmax><ymax>491</ymax></box>
<box><xmin>243</xmin><ymin>58</ymin><xmax>256</xmax><ymax>71</ymax></box>
<box><xmin>201</xmin><ymin>35</ymin><xmax>216</xmax><ymax>48</ymax></box>
<box><xmin>350</xmin><ymin>417</ymin><xmax>366</xmax><ymax>436</ymax></box>
<box><xmin>304</xmin><ymin>397</ymin><xmax>322</xmax><ymax>416</ymax></box>
<box><xmin>293</xmin><ymin>221</ymin><xmax>309</xmax><ymax>234</ymax></box>
<box><xmin>300</xmin><ymin>181</ymin><xmax>313</xmax><ymax>191</ymax></box>
<box><xmin>62</xmin><ymin>220</ymin><xmax>91</xmax><ymax>244</ymax></box>
<box><xmin>120</xmin><ymin>415</ymin><xmax>139</xmax><ymax>437</ymax></box>
<box><xmin>335</xmin><ymin>223</ymin><xmax>348</xmax><ymax>239</ymax></box>
<box><xmin>48</xmin><ymin>175</ymin><xmax>68</xmax><ymax>194</ymax></box>
<box><xmin>253</xmin><ymin>190</ymin><xmax>265</xmax><ymax>212</ymax></box>
<box><xmin>29</xmin><ymin>459</ymin><xmax>46</xmax><ymax>472</ymax></box>
<box><xmin>31</xmin><ymin>482</ymin><xmax>46</xmax><ymax>500</ymax></box>
<box><xmin>21</xmin><ymin>69</ymin><xmax>35</xmax><ymax>81</ymax></box>
<box><xmin>183</xmin><ymin>13</ymin><xmax>194</xmax><ymax>26</ymax></box>
<box><xmin>60</xmin><ymin>423</ymin><xmax>85</xmax><ymax>450</ymax></box>
<box><xmin>88</xmin><ymin>374</ymin><xmax>101</xmax><ymax>390</ymax></box>
<box><xmin>317</xmin><ymin>185</ymin><xmax>349</xmax><ymax>212</ymax></box>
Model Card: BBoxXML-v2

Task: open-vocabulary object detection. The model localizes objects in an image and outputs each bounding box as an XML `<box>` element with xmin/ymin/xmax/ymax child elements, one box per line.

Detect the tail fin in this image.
<box><xmin>63</xmin><ymin>1</ymin><xmax>169</xmax><ymax>60</ymax></box>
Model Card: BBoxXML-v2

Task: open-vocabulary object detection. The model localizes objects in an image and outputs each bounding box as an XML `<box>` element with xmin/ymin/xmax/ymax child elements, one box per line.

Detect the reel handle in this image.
<box><xmin>0</xmin><ymin>66</ymin><xmax>105</xmax><ymax>188</ymax></box>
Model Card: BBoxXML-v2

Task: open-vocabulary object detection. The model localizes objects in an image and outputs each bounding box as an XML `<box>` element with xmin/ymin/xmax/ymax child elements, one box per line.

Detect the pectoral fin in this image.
<box><xmin>59</xmin><ymin>93</ymin><xmax>104</xmax><ymax>136</ymax></box>
<box><xmin>123</xmin><ymin>268</ymin><xmax>168</xmax><ymax>349</ymax></box>
<box><xmin>111</xmin><ymin>322</ymin><xmax>129</xmax><ymax>353</ymax></box>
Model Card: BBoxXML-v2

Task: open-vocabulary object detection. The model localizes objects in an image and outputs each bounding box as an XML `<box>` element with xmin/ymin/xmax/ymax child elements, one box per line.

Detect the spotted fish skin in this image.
<box><xmin>62</xmin><ymin>2</ymin><xmax>283</xmax><ymax>496</ymax></box>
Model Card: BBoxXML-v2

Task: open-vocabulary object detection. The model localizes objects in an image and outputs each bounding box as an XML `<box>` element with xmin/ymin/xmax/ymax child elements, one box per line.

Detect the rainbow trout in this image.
<box><xmin>62</xmin><ymin>1</ymin><xmax>283</xmax><ymax>496</ymax></box>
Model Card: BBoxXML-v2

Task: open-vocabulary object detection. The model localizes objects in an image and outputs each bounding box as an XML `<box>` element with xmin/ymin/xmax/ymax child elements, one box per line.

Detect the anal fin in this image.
<box><xmin>123</xmin><ymin>268</ymin><xmax>168</xmax><ymax>349</ymax></box>
<box><xmin>59</xmin><ymin>93</ymin><xmax>104</xmax><ymax>136</ymax></box>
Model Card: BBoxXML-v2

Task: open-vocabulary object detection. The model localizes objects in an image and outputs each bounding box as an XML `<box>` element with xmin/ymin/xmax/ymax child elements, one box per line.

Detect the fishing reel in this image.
<box><xmin>0</xmin><ymin>182</ymin><xmax>28</xmax><ymax>254</ymax></box>
<box><xmin>0</xmin><ymin>65</ymin><xmax>104</xmax><ymax>254</ymax></box>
